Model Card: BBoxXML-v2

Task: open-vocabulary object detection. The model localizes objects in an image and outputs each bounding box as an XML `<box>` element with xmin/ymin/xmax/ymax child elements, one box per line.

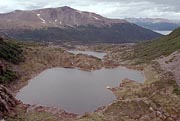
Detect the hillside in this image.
<box><xmin>0</xmin><ymin>38</ymin><xmax>23</xmax><ymax>84</ymax></box>
<box><xmin>0</xmin><ymin>38</ymin><xmax>23</xmax><ymax>64</ymax></box>
<box><xmin>132</xmin><ymin>27</ymin><xmax>180</xmax><ymax>63</ymax></box>
<box><xmin>0</xmin><ymin>6</ymin><xmax>161</xmax><ymax>43</ymax></box>
<box><xmin>0</xmin><ymin>38</ymin><xmax>23</xmax><ymax>118</ymax></box>
<box><xmin>5</xmin><ymin>24</ymin><xmax>161</xmax><ymax>43</ymax></box>
<box><xmin>129</xmin><ymin>27</ymin><xmax>180</xmax><ymax>86</ymax></box>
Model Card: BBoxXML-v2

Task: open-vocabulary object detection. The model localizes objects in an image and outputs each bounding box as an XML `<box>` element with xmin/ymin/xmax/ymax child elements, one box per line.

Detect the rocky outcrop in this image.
<box><xmin>0</xmin><ymin>85</ymin><xmax>18</xmax><ymax>118</ymax></box>
<box><xmin>156</xmin><ymin>50</ymin><xmax>180</xmax><ymax>86</ymax></box>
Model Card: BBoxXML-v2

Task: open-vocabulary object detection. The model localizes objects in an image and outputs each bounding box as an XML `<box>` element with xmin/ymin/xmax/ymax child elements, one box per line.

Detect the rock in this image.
<box><xmin>0</xmin><ymin>85</ymin><xmax>18</xmax><ymax>117</ymax></box>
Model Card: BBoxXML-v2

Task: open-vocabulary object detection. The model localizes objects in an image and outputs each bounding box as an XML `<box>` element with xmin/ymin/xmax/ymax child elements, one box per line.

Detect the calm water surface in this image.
<box><xmin>16</xmin><ymin>67</ymin><xmax>144</xmax><ymax>114</ymax></box>
<box><xmin>154</xmin><ymin>30</ymin><xmax>172</xmax><ymax>35</ymax></box>
<box><xmin>68</xmin><ymin>50</ymin><xmax>106</xmax><ymax>59</ymax></box>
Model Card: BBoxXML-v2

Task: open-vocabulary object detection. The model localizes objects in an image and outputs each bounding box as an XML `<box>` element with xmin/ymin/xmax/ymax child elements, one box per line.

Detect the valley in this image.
<box><xmin>0</xmin><ymin>5</ymin><xmax>180</xmax><ymax>121</ymax></box>
<box><xmin>0</xmin><ymin>28</ymin><xmax>180</xmax><ymax>120</ymax></box>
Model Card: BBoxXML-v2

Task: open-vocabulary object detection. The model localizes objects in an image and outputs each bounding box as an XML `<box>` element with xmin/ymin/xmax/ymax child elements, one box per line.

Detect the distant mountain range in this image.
<box><xmin>0</xmin><ymin>6</ymin><xmax>161</xmax><ymax>43</ymax></box>
<box><xmin>126</xmin><ymin>18</ymin><xmax>180</xmax><ymax>31</ymax></box>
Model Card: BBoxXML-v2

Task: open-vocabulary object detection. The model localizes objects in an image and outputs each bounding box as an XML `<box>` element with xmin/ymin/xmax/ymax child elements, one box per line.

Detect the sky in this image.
<box><xmin>0</xmin><ymin>0</ymin><xmax>180</xmax><ymax>20</ymax></box>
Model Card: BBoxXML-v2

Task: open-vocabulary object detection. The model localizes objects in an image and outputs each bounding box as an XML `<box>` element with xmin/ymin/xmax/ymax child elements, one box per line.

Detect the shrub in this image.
<box><xmin>0</xmin><ymin>69</ymin><xmax>18</xmax><ymax>84</ymax></box>
<box><xmin>0</xmin><ymin>40</ymin><xmax>24</xmax><ymax>64</ymax></box>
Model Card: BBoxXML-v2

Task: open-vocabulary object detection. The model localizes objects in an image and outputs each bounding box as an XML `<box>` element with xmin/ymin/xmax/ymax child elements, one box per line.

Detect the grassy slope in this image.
<box><xmin>0</xmin><ymin>39</ymin><xmax>24</xmax><ymax>84</ymax></box>
<box><xmin>0</xmin><ymin>40</ymin><xmax>23</xmax><ymax>64</ymax></box>
<box><xmin>131</xmin><ymin>27</ymin><xmax>180</xmax><ymax>63</ymax></box>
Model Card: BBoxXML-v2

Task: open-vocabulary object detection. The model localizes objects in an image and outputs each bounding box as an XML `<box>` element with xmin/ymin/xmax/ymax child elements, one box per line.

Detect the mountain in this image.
<box><xmin>0</xmin><ymin>6</ymin><xmax>127</xmax><ymax>29</ymax></box>
<box><xmin>126</xmin><ymin>18</ymin><xmax>180</xmax><ymax>31</ymax></box>
<box><xmin>0</xmin><ymin>6</ymin><xmax>161</xmax><ymax>43</ymax></box>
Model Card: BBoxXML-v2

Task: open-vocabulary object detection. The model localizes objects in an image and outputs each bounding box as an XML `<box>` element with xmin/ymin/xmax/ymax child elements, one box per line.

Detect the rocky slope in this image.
<box><xmin>156</xmin><ymin>49</ymin><xmax>180</xmax><ymax>86</ymax></box>
<box><xmin>0</xmin><ymin>6</ymin><xmax>161</xmax><ymax>43</ymax></box>
<box><xmin>0</xmin><ymin>85</ymin><xmax>18</xmax><ymax>119</ymax></box>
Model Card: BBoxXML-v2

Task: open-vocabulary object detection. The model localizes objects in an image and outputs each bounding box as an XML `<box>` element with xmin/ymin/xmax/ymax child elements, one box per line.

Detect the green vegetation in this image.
<box><xmin>6</xmin><ymin>105</ymin><xmax>58</xmax><ymax>121</ymax></box>
<box><xmin>0</xmin><ymin>69</ymin><xmax>17</xmax><ymax>84</ymax></box>
<box><xmin>10</xmin><ymin>23</ymin><xmax>160</xmax><ymax>44</ymax></box>
<box><xmin>0</xmin><ymin>39</ymin><xmax>23</xmax><ymax>64</ymax></box>
<box><xmin>128</xmin><ymin>27</ymin><xmax>180</xmax><ymax>64</ymax></box>
<box><xmin>0</xmin><ymin>39</ymin><xmax>24</xmax><ymax>84</ymax></box>
<box><xmin>173</xmin><ymin>84</ymin><xmax>180</xmax><ymax>95</ymax></box>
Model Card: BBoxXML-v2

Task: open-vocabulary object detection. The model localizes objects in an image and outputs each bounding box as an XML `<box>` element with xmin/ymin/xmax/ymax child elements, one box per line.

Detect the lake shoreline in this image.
<box><xmin>16</xmin><ymin>66</ymin><xmax>144</xmax><ymax>115</ymax></box>
<box><xmin>10</xmin><ymin>45</ymin><xmax>146</xmax><ymax>119</ymax></box>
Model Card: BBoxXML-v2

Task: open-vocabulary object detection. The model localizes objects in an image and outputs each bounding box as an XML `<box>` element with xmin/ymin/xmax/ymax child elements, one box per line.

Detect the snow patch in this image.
<box><xmin>60</xmin><ymin>21</ymin><xmax>62</xmax><ymax>25</ymax></box>
<box><xmin>92</xmin><ymin>16</ymin><xmax>100</xmax><ymax>20</ymax></box>
<box><xmin>36</xmin><ymin>14</ymin><xmax>46</xmax><ymax>24</ymax></box>
<box><xmin>55</xmin><ymin>19</ymin><xmax>57</xmax><ymax>22</ymax></box>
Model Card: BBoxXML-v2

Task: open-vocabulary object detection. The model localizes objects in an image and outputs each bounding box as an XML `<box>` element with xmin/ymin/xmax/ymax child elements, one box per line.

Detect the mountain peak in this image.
<box><xmin>0</xmin><ymin>6</ymin><xmax>128</xmax><ymax>29</ymax></box>
<box><xmin>60</xmin><ymin>6</ymin><xmax>74</xmax><ymax>10</ymax></box>
<box><xmin>58</xmin><ymin>6</ymin><xmax>78</xmax><ymax>13</ymax></box>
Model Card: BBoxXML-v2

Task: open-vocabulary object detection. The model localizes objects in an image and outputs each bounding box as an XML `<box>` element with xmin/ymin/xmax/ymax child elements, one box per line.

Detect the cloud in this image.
<box><xmin>0</xmin><ymin>0</ymin><xmax>180</xmax><ymax>20</ymax></box>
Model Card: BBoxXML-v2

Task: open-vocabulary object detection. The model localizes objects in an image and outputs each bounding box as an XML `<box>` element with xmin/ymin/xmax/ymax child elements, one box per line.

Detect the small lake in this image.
<box><xmin>16</xmin><ymin>67</ymin><xmax>144</xmax><ymax>114</ymax></box>
<box><xmin>68</xmin><ymin>50</ymin><xmax>106</xmax><ymax>59</ymax></box>
<box><xmin>154</xmin><ymin>30</ymin><xmax>172</xmax><ymax>35</ymax></box>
